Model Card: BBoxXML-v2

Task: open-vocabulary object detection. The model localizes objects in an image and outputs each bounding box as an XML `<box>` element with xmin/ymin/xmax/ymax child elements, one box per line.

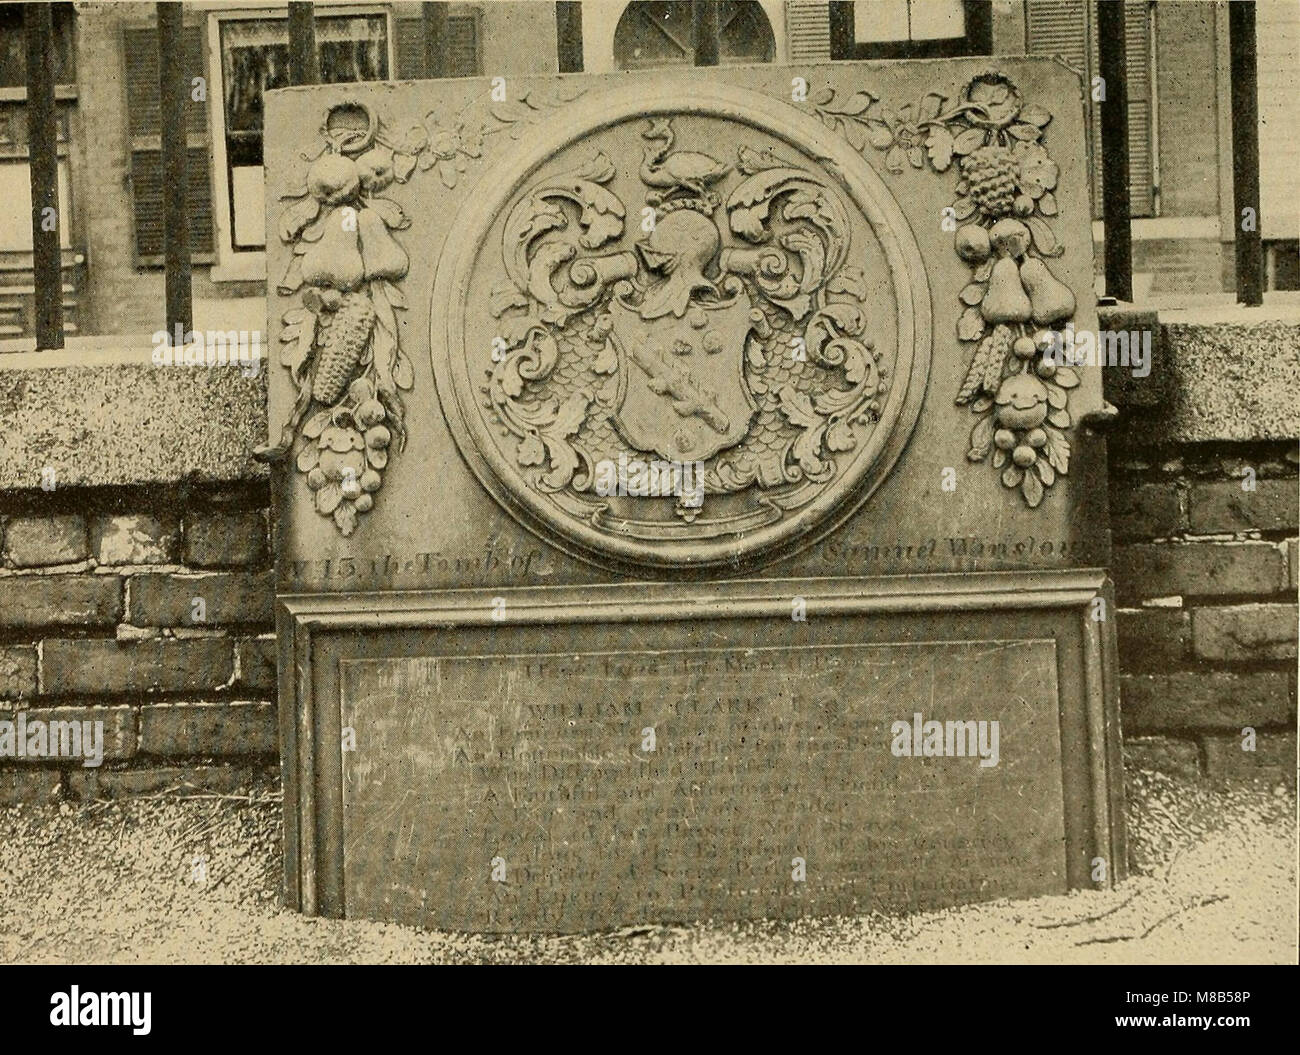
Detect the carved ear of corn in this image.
<box><xmin>312</xmin><ymin>291</ymin><xmax>376</xmax><ymax>405</ymax></box>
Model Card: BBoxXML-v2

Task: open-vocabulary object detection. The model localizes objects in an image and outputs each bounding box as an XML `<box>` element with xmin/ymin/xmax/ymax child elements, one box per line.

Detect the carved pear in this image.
<box><xmin>1019</xmin><ymin>257</ymin><xmax>1076</xmax><ymax>326</ymax></box>
<box><xmin>980</xmin><ymin>256</ymin><xmax>1032</xmax><ymax>324</ymax></box>
<box><xmin>301</xmin><ymin>210</ymin><xmax>365</xmax><ymax>291</ymax></box>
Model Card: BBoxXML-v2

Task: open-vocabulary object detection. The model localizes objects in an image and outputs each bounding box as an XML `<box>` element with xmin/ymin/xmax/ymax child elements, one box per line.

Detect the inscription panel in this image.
<box><xmin>340</xmin><ymin>639</ymin><xmax>1066</xmax><ymax>932</ymax></box>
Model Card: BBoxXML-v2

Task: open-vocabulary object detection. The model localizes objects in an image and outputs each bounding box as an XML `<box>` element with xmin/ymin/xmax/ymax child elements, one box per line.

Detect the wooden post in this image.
<box><xmin>556</xmin><ymin>1</ymin><xmax>584</xmax><ymax>73</ymax></box>
<box><xmin>423</xmin><ymin>2</ymin><xmax>449</xmax><ymax>79</ymax></box>
<box><xmin>157</xmin><ymin>2</ymin><xmax>192</xmax><ymax>344</ymax></box>
<box><xmin>1229</xmin><ymin>0</ymin><xmax>1264</xmax><ymax>306</ymax></box>
<box><xmin>24</xmin><ymin>2</ymin><xmax>63</xmax><ymax>349</ymax></box>
<box><xmin>692</xmin><ymin>0</ymin><xmax>720</xmax><ymax>67</ymax></box>
<box><xmin>1097</xmin><ymin>0</ymin><xmax>1133</xmax><ymax>302</ymax></box>
<box><xmin>288</xmin><ymin>2</ymin><xmax>319</xmax><ymax>85</ymax></box>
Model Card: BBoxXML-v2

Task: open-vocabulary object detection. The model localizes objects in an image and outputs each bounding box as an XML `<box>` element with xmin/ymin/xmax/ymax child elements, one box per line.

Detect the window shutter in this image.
<box><xmin>123</xmin><ymin>23</ymin><xmax>214</xmax><ymax>263</ymax></box>
<box><xmin>786</xmin><ymin>1</ymin><xmax>832</xmax><ymax>62</ymax></box>
<box><xmin>1026</xmin><ymin>0</ymin><xmax>1154</xmax><ymax>218</ymax></box>
<box><xmin>394</xmin><ymin>13</ymin><xmax>482</xmax><ymax>79</ymax></box>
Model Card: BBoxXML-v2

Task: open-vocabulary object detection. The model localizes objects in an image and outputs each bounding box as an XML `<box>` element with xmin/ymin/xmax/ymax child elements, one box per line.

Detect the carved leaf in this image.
<box><xmin>1048</xmin><ymin>407</ymin><xmax>1071</xmax><ymax>429</ymax></box>
<box><xmin>1026</xmin><ymin>217</ymin><xmax>1063</xmax><ymax>257</ymax></box>
<box><xmin>366</xmin><ymin>197</ymin><xmax>409</xmax><ymax>230</ymax></box>
<box><xmin>918</xmin><ymin>92</ymin><xmax>945</xmax><ymax>121</ymax></box>
<box><xmin>393</xmin><ymin>349</ymin><xmax>414</xmax><ymax>391</ymax></box>
<box><xmin>1054</xmin><ymin>367</ymin><xmax>1080</xmax><ymax>388</ymax></box>
<box><xmin>967</xmin><ymin>412</ymin><xmax>995</xmax><ymax>461</ymax></box>
<box><xmin>1002</xmin><ymin>465</ymin><xmax>1023</xmax><ymax>488</ymax></box>
<box><xmin>884</xmin><ymin>146</ymin><xmax>907</xmax><ymax>173</ymax></box>
<box><xmin>517</xmin><ymin>433</ymin><xmax>545</xmax><ymax>466</ymax></box>
<box><xmin>957</xmin><ymin>306</ymin><xmax>986</xmax><ymax>342</ymax></box>
<box><xmin>825</xmin><ymin>419</ymin><xmax>856</xmax><ymax>452</ymax></box>
<box><xmin>926</xmin><ymin>127</ymin><xmax>955</xmax><ymax>171</ymax></box>
<box><xmin>1020</xmin><ymin>103</ymin><xmax>1052</xmax><ymax>128</ymax></box>
<box><xmin>1038</xmin><ymin>192</ymin><xmax>1059</xmax><ymax>216</ymax></box>
<box><xmin>551</xmin><ymin>390</ymin><xmax>591</xmax><ymax>437</ymax></box>
<box><xmin>1044</xmin><ymin>426</ymin><xmax>1071</xmax><ymax>474</ymax></box>
<box><xmin>279</xmin><ymin>195</ymin><xmax>321</xmax><ymax>243</ymax></box>
<box><xmin>866</xmin><ymin>120</ymin><xmax>894</xmax><ymax>149</ymax></box>
<box><xmin>952</xmin><ymin>127</ymin><xmax>986</xmax><ymax>155</ymax></box>
<box><xmin>1036</xmin><ymin>459</ymin><xmax>1055</xmax><ymax>487</ymax></box>
<box><xmin>592</xmin><ymin>340</ymin><xmax>617</xmax><ymax>374</ymax></box>
<box><xmin>333</xmin><ymin>502</ymin><xmax>358</xmax><ymax>536</ymax></box>
<box><xmin>1022</xmin><ymin>467</ymin><xmax>1044</xmax><ymax>507</ymax></box>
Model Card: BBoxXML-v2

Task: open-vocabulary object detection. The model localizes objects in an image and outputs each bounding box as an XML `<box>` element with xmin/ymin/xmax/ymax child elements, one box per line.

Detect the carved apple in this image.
<box><xmin>995</xmin><ymin>373</ymin><xmax>1050</xmax><ymax>430</ymax></box>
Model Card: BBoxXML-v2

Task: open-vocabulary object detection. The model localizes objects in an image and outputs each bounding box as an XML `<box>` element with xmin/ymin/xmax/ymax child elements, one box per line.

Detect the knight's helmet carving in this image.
<box><xmin>637</xmin><ymin>118</ymin><xmax>731</xmax><ymax>320</ymax></box>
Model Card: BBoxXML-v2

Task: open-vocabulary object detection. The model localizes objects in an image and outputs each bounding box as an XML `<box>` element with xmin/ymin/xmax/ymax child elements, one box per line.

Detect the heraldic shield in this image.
<box><xmin>608</xmin><ymin>291</ymin><xmax>757</xmax><ymax>464</ymax></box>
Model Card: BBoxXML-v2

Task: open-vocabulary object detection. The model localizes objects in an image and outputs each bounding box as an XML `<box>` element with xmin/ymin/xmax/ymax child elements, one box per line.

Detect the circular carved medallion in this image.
<box><xmin>431</xmin><ymin>83</ymin><xmax>931</xmax><ymax>571</ymax></box>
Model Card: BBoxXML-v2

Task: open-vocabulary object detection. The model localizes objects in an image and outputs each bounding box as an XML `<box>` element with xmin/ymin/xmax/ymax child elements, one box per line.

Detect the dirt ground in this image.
<box><xmin>0</xmin><ymin>767</ymin><xmax>1294</xmax><ymax>965</ymax></box>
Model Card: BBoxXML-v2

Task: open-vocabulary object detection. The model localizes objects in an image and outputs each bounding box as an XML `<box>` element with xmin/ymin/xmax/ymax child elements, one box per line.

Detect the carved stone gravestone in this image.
<box><xmin>261</xmin><ymin>59</ymin><xmax>1125</xmax><ymax>933</ymax></box>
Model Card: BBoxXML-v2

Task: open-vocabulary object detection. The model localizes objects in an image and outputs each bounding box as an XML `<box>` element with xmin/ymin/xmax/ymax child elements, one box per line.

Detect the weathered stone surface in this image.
<box><xmin>126</xmin><ymin>571</ymin><xmax>275</xmax><ymax>627</ymax></box>
<box><xmin>91</xmin><ymin>513</ymin><xmax>178</xmax><ymax>565</ymax></box>
<box><xmin>341</xmin><ymin>640</ymin><xmax>1066</xmax><ymax>932</ymax></box>
<box><xmin>0</xmin><ymin>575</ymin><xmax>123</xmax><ymax>627</ymax></box>
<box><xmin>1113</xmin><ymin>541</ymin><xmax>1288</xmax><ymax>602</ymax></box>
<box><xmin>139</xmin><ymin>701</ymin><xmax>277</xmax><ymax>756</ymax></box>
<box><xmin>1191</xmin><ymin>604</ymin><xmax>1298</xmax><ymax>661</ymax></box>
<box><xmin>40</xmin><ymin>638</ymin><xmax>233</xmax><ymax>695</ymax></box>
<box><xmin>234</xmin><ymin>636</ymin><xmax>276</xmax><ymax>693</ymax></box>
<box><xmin>0</xmin><ymin>705</ymin><xmax>136</xmax><ymax>761</ymax></box>
<box><xmin>1111</xmin><ymin>309</ymin><xmax>1300</xmax><ymax>445</ymax></box>
<box><xmin>67</xmin><ymin>764</ymin><xmax>262</xmax><ymax>801</ymax></box>
<box><xmin>183</xmin><ymin>511</ymin><xmax>267</xmax><ymax>567</ymax></box>
<box><xmin>1201</xmin><ymin>731</ymin><xmax>1297</xmax><ymax>786</ymax></box>
<box><xmin>2</xmin><ymin>514</ymin><xmax>88</xmax><ymax>567</ymax></box>
<box><xmin>0</xmin><ymin>768</ymin><xmax>61</xmax><ymax>805</ymax></box>
<box><xmin>1121</xmin><ymin>671</ymin><xmax>1293</xmax><ymax>732</ymax></box>
<box><xmin>1116</xmin><ymin>608</ymin><xmax>1188</xmax><ymax>669</ymax></box>
<box><xmin>0</xmin><ymin>645</ymin><xmax>38</xmax><ymax>699</ymax></box>
<box><xmin>1122</xmin><ymin>736</ymin><xmax>1201</xmax><ymax>780</ymax></box>
<box><xmin>266</xmin><ymin>59</ymin><xmax>1123</xmax><ymax>931</ymax></box>
<box><xmin>1109</xmin><ymin>481</ymin><xmax>1184</xmax><ymax>539</ymax></box>
<box><xmin>1188</xmin><ymin>478</ymin><xmax>1298</xmax><ymax>534</ymax></box>
<box><xmin>0</xmin><ymin>355</ymin><xmax>267</xmax><ymax>492</ymax></box>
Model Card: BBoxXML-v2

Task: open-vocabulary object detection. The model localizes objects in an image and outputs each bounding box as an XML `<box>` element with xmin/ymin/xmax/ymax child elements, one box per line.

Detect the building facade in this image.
<box><xmin>0</xmin><ymin>0</ymin><xmax>1296</xmax><ymax>341</ymax></box>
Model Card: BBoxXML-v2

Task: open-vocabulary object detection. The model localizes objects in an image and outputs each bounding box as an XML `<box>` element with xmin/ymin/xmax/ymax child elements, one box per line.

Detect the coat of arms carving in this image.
<box><xmin>434</xmin><ymin>88</ymin><xmax>930</xmax><ymax>570</ymax></box>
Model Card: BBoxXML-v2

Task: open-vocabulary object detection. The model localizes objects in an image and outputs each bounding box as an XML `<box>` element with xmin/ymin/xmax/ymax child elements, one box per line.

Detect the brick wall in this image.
<box><xmin>1111</xmin><ymin>440</ymin><xmax>1298</xmax><ymax>786</ymax></box>
<box><xmin>4</xmin><ymin>440</ymin><xmax>1295</xmax><ymax>804</ymax></box>
<box><xmin>0</xmin><ymin>483</ymin><xmax>277</xmax><ymax>805</ymax></box>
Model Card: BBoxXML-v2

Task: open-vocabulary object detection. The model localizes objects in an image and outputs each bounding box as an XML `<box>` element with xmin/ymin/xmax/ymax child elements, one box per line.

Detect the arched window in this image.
<box><xmin>613</xmin><ymin>1</ymin><xmax>775</xmax><ymax>70</ymax></box>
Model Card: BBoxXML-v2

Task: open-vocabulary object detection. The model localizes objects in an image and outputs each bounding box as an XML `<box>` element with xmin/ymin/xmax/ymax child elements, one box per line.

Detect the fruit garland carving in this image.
<box><xmin>257</xmin><ymin>91</ymin><xmax>588</xmax><ymax>535</ymax></box>
<box><xmin>813</xmin><ymin>73</ymin><xmax>1080</xmax><ymax>508</ymax></box>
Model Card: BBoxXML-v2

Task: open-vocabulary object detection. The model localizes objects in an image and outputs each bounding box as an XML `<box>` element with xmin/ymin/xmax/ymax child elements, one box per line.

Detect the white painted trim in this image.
<box><xmin>1091</xmin><ymin>216</ymin><xmax>1222</xmax><ymax>241</ymax></box>
<box><xmin>204</xmin><ymin>4</ymin><xmax>396</xmax><ymax>284</ymax></box>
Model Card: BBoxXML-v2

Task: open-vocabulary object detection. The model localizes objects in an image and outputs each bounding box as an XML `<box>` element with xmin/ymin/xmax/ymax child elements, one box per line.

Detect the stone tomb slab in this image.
<box><xmin>263</xmin><ymin>56</ymin><xmax>1127</xmax><ymax>931</ymax></box>
<box><xmin>339</xmin><ymin>638</ymin><xmax>1065</xmax><ymax>932</ymax></box>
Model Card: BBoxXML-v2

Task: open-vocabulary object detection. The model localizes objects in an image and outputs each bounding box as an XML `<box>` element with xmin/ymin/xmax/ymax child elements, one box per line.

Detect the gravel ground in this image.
<box><xmin>0</xmin><ymin>767</ymin><xmax>1294</xmax><ymax>965</ymax></box>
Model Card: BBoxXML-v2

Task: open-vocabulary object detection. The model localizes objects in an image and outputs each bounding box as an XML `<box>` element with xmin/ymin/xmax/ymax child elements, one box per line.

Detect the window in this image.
<box><xmin>214</xmin><ymin>11</ymin><xmax>392</xmax><ymax>256</ymax></box>
<box><xmin>830</xmin><ymin>0</ymin><xmax>992</xmax><ymax>59</ymax></box>
<box><xmin>1025</xmin><ymin>0</ymin><xmax>1156</xmax><ymax>218</ymax></box>
<box><xmin>613</xmin><ymin>1</ymin><xmax>775</xmax><ymax>70</ymax></box>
